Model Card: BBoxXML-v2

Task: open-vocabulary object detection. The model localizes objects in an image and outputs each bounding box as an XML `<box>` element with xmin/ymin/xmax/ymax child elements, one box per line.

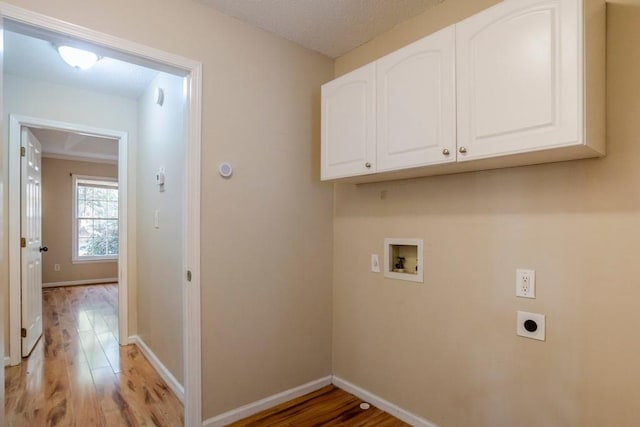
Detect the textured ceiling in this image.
<box><xmin>200</xmin><ymin>0</ymin><xmax>445</xmax><ymax>58</ymax></box>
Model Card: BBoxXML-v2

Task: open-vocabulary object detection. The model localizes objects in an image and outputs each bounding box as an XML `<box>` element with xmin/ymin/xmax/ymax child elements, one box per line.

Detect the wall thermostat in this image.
<box><xmin>218</xmin><ymin>162</ymin><xmax>233</xmax><ymax>178</ymax></box>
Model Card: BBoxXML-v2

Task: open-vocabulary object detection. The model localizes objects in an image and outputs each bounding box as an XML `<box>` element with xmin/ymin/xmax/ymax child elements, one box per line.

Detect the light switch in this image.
<box><xmin>154</xmin><ymin>210</ymin><xmax>160</xmax><ymax>229</ymax></box>
<box><xmin>371</xmin><ymin>254</ymin><xmax>380</xmax><ymax>273</ymax></box>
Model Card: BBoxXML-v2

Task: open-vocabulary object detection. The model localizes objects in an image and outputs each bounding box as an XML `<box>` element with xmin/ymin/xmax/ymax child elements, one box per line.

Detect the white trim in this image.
<box><xmin>183</xmin><ymin>63</ymin><xmax>203</xmax><ymax>427</ymax></box>
<box><xmin>70</xmin><ymin>258</ymin><xmax>118</xmax><ymax>264</ymax></box>
<box><xmin>4</xmin><ymin>356</ymin><xmax>11</xmax><ymax>367</ymax></box>
<box><xmin>42</xmin><ymin>277</ymin><xmax>118</xmax><ymax>288</ymax></box>
<box><xmin>332</xmin><ymin>376</ymin><xmax>439</xmax><ymax>427</ymax></box>
<box><xmin>0</xmin><ymin>4</ymin><xmax>197</xmax><ymax>74</ymax></box>
<box><xmin>8</xmin><ymin>114</ymin><xmax>129</xmax><ymax>365</ymax></box>
<box><xmin>202</xmin><ymin>376</ymin><xmax>332</xmax><ymax>427</ymax></box>
<box><xmin>1</xmin><ymin>5</ymin><xmax>202</xmax><ymax>424</ymax></box>
<box><xmin>116</xmin><ymin>130</ymin><xmax>129</xmax><ymax>348</ymax></box>
<box><xmin>42</xmin><ymin>152</ymin><xmax>118</xmax><ymax>164</ymax></box>
<box><xmin>8</xmin><ymin>120</ymin><xmax>21</xmax><ymax>367</ymax></box>
<box><xmin>129</xmin><ymin>335</ymin><xmax>185</xmax><ymax>403</ymax></box>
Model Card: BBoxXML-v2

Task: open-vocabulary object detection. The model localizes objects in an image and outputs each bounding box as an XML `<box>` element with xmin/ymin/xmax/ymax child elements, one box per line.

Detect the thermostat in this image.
<box><xmin>218</xmin><ymin>162</ymin><xmax>233</xmax><ymax>178</ymax></box>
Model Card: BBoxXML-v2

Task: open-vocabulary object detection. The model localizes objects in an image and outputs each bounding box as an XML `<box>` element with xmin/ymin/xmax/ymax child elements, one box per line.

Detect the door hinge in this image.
<box><xmin>186</xmin><ymin>270</ymin><xmax>192</xmax><ymax>282</ymax></box>
<box><xmin>20</xmin><ymin>146</ymin><xmax>26</xmax><ymax>157</ymax></box>
<box><xmin>20</xmin><ymin>237</ymin><xmax>26</xmax><ymax>248</ymax></box>
<box><xmin>21</xmin><ymin>328</ymin><xmax>27</xmax><ymax>338</ymax></box>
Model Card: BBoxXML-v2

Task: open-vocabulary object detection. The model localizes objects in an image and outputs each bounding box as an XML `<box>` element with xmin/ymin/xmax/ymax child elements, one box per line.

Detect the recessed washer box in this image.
<box><xmin>383</xmin><ymin>238</ymin><xmax>423</xmax><ymax>283</ymax></box>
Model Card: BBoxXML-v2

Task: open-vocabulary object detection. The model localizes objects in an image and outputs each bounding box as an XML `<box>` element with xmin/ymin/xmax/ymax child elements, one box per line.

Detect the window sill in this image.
<box><xmin>72</xmin><ymin>257</ymin><xmax>118</xmax><ymax>264</ymax></box>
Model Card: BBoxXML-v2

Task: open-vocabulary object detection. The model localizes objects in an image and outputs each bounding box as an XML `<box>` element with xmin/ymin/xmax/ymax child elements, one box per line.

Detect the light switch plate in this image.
<box><xmin>371</xmin><ymin>254</ymin><xmax>380</xmax><ymax>273</ymax></box>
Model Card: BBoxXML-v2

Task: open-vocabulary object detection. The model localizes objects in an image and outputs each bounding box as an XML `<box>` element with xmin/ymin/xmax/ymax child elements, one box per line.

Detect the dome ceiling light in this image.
<box><xmin>57</xmin><ymin>45</ymin><xmax>100</xmax><ymax>70</ymax></box>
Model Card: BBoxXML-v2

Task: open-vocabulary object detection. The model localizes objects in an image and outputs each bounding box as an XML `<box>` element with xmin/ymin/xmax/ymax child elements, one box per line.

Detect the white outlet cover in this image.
<box><xmin>371</xmin><ymin>254</ymin><xmax>380</xmax><ymax>273</ymax></box>
<box><xmin>516</xmin><ymin>269</ymin><xmax>536</xmax><ymax>298</ymax></box>
<box><xmin>517</xmin><ymin>311</ymin><xmax>545</xmax><ymax>341</ymax></box>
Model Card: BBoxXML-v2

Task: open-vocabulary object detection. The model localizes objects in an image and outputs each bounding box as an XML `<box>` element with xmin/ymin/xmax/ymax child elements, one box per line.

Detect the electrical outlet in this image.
<box><xmin>54</xmin><ymin>264</ymin><xmax>60</xmax><ymax>272</ymax></box>
<box><xmin>516</xmin><ymin>269</ymin><xmax>535</xmax><ymax>298</ymax></box>
<box><xmin>517</xmin><ymin>311</ymin><xmax>545</xmax><ymax>341</ymax></box>
<box><xmin>371</xmin><ymin>254</ymin><xmax>380</xmax><ymax>273</ymax></box>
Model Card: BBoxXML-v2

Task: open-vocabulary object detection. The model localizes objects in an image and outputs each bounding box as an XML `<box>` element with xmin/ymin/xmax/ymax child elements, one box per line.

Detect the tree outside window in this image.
<box><xmin>73</xmin><ymin>175</ymin><xmax>118</xmax><ymax>262</ymax></box>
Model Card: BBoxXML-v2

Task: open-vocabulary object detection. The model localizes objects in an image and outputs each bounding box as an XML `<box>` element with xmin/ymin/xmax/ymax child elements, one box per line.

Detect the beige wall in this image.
<box><xmin>0</xmin><ymin>0</ymin><xmax>335</xmax><ymax>420</ymax></box>
<box><xmin>136</xmin><ymin>72</ymin><xmax>184</xmax><ymax>384</ymax></box>
<box><xmin>332</xmin><ymin>1</ymin><xmax>640</xmax><ymax>426</ymax></box>
<box><xmin>41</xmin><ymin>157</ymin><xmax>118</xmax><ymax>284</ymax></box>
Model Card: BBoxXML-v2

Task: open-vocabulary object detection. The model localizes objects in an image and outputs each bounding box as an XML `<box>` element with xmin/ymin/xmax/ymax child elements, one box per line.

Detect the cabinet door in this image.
<box><xmin>456</xmin><ymin>0</ymin><xmax>580</xmax><ymax>161</ymax></box>
<box><xmin>321</xmin><ymin>63</ymin><xmax>376</xmax><ymax>180</ymax></box>
<box><xmin>377</xmin><ymin>26</ymin><xmax>456</xmax><ymax>172</ymax></box>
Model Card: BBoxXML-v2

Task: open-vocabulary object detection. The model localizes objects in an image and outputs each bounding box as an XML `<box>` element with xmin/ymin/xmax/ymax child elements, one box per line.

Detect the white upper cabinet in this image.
<box><xmin>321</xmin><ymin>63</ymin><xmax>376</xmax><ymax>180</ymax></box>
<box><xmin>321</xmin><ymin>0</ymin><xmax>604</xmax><ymax>183</ymax></box>
<box><xmin>456</xmin><ymin>0</ymin><xmax>585</xmax><ymax>161</ymax></box>
<box><xmin>376</xmin><ymin>25</ymin><xmax>456</xmax><ymax>172</ymax></box>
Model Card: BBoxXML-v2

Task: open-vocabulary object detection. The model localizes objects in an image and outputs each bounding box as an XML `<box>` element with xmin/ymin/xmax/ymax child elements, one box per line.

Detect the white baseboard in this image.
<box><xmin>202</xmin><ymin>376</ymin><xmax>332</xmax><ymax>427</ymax></box>
<box><xmin>42</xmin><ymin>277</ymin><xmax>118</xmax><ymax>288</ymax></box>
<box><xmin>128</xmin><ymin>335</ymin><xmax>185</xmax><ymax>403</ymax></box>
<box><xmin>332</xmin><ymin>376</ymin><xmax>439</xmax><ymax>427</ymax></box>
<box><xmin>4</xmin><ymin>356</ymin><xmax>10</xmax><ymax>367</ymax></box>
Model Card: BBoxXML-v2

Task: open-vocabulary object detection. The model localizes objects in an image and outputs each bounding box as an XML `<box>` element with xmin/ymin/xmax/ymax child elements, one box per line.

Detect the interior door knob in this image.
<box><xmin>39</xmin><ymin>246</ymin><xmax>48</xmax><ymax>252</ymax></box>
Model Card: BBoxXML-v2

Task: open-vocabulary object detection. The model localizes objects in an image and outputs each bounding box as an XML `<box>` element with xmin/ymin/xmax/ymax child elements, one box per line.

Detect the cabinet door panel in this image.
<box><xmin>321</xmin><ymin>63</ymin><xmax>376</xmax><ymax>179</ymax></box>
<box><xmin>457</xmin><ymin>0</ymin><xmax>580</xmax><ymax>161</ymax></box>
<box><xmin>377</xmin><ymin>26</ymin><xmax>456</xmax><ymax>171</ymax></box>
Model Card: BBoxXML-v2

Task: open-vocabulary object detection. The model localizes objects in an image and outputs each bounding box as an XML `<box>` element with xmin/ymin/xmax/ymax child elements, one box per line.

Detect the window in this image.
<box><xmin>72</xmin><ymin>175</ymin><xmax>119</xmax><ymax>263</ymax></box>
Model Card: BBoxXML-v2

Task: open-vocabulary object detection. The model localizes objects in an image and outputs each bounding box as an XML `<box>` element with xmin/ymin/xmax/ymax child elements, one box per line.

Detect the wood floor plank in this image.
<box><xmin>44</xmin><ymin>359</ymin><xmax>74</xmax><ymax>426</ymax></box>
<box><xmin>228</xmin><ymin>385</ymin><xmax>410</xmax><ymax>427</ymax></box>
<box><xmin>66</xmin><ymin>360</ymin><xmax>103</xmax><ymax>427</ymax></box>
<box><xmin>5</xmin><ymin>284</ymin><xmax>183</xmax><ymax>427</ymax></box>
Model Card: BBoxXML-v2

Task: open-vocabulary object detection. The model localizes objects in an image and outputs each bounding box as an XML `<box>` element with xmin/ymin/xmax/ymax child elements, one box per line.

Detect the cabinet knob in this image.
<box><xmin>365</xmin><ymin>162</ymin><xmax>372</xmax><ymax>168</ymax></box>
<box><xmin>442</xmin><ymin>148</ymin><xmax>450</xmax><ymax>156</ymax></box>
<box><xmin>459</xmin><ymin>147</ymin><xmax>467</xmax><ymax>154</ymax></box>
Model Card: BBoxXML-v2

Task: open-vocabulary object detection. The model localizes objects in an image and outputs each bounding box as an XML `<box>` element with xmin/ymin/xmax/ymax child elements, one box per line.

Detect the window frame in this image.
<box><xmin>71</xmin><ymin>174</ymin><xmax>119</xmax><ymax>264</ymax></box>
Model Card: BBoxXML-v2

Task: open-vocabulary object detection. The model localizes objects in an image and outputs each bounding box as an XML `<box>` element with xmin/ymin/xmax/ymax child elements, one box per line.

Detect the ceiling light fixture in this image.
<box><xmin>57</xmin><ymin>45</ymin><xmax>100</xmax><ymax>70</ymax></box>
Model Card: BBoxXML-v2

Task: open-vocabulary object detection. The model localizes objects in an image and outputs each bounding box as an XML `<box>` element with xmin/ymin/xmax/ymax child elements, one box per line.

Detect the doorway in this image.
<box><xmin>1</xmin><ymin>4</ymin><xmax>202</xmax><ymax>425</ymax></box>
<box><xmin>9</xmin><ymin>116</ymin><xmax>129</xmax><ymax>361</ymax></box>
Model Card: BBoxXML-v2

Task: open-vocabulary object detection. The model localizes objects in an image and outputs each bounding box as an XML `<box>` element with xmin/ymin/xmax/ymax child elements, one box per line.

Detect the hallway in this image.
<box><xmin>4</xmin><ymin>284</ymin><xmax>183</xmax><ymax>426</ymax></box>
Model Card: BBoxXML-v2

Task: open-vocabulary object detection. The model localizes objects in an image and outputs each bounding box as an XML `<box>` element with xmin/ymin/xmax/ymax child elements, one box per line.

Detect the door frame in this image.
<box><xmin>1</xmin><ymin>3</ymin><xmax>203</xmax><ymax>425</ymax></box>
<box><xmin>9</xmin><ymin>115</ymin><xmax>129</xmax><ymax>362</ymax></box>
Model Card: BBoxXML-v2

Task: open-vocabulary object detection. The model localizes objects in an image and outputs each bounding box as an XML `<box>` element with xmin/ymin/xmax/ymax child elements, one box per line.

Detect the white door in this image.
<box><xmin>456</xmin><ymin>0</ymin><xmax>580</xmax><ymax>161</ymax></box>
<box><xmin>321</xmin><ymin>62</ymin><xmax>376</xmax><ymax>180</ymax></box>
<box><xmin>377</xmin><ymin>25</ymin><xmax>456</xmax><ymax>172</ymax></box>
<box><xmin>21</xmin><ymin>128</ymin><xmax>44</xmax><ymax>356</ymax></box>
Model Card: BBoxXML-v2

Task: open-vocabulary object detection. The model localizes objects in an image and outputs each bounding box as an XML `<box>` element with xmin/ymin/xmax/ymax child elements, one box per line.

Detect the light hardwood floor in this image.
<box><xmin>4</xmin><ymin>284</ymin><xmax>183</xmax><ymax>426</ymax></box>
<box><xmin>229</xmin><ymin>385</ymin><xmax>410</xmax><ymax>426</ymax></box>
